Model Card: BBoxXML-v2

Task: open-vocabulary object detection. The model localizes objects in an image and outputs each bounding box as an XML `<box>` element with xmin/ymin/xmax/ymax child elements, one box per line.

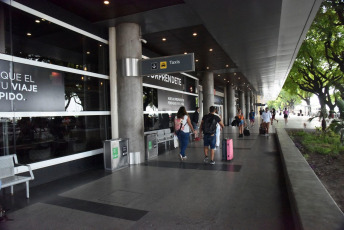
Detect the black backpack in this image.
<box><xmin>203</xmin><ymin>115</ymin><xmax>217</xmax><ymax>135</ymax></box>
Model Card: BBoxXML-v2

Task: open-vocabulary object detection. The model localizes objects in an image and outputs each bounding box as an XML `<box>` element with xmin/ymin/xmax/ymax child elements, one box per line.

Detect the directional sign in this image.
<box><xmin>140</xmin><ymin>53</ymin><xmax>195</xmax><ymax>76</ymax></box>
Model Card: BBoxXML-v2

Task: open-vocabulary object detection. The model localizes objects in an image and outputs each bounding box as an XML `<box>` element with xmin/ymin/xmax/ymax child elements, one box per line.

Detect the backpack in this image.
<box><xmin>203</xmin><ymin>115</ymin><xmax>217</xmax><ymax>135</ymax></box>
<box><xmin>174</xmin><ymin>117</ymin><xmax>184</xmax><ymax>134</ymax></box>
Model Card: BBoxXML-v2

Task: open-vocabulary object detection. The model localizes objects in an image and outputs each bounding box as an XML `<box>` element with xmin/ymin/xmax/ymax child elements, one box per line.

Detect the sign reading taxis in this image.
<box><xmin>140</xmin><ymin>53</ymin><xmax>195</xmax><ymax>76</ymax></box>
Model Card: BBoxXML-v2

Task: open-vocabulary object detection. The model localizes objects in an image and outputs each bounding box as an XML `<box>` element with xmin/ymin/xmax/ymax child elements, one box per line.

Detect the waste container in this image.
<box><xmin>145</xmin><ymin>133</ymin><xmax>158</xmax><ymax>160</ymax></box>
<box><xmin>103</xmin><ymin>138</ymin><xmax>129</xmax><ymax>171</ymax></box>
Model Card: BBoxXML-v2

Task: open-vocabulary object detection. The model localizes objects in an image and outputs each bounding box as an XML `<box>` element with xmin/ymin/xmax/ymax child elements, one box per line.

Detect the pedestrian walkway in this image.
<box><xmin>0</xmin><ymin>117</ymin><xmax>305</xmax><ymax>230</ymax></box>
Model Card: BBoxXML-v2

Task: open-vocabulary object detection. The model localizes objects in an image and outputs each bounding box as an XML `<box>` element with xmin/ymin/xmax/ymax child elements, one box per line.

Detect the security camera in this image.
<box><xmin>140</xmin><ymin>38</ymin><xmax>147</xmax><ymax>44</ymax></box>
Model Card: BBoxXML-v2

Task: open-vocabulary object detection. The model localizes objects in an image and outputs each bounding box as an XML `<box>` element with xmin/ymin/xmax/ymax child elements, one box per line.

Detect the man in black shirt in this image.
<box><xmin>199</xmin><ymin>106</ymin><xmax>224</xmax><ymax>165</ymax></box>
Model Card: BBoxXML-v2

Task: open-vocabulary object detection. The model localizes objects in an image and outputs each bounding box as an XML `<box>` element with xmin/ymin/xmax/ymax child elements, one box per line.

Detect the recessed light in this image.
<box><xmin>238</xmin><ymin>77</ymin><xmax>240</xmax><ymax>79</ymax></box>
<box><xmin>162</xmin><ymin>38</ymin><xmax>166</xmax><ymax>41</ymax></box>
<box><xmin>41</xmin><ymin>18</ymin><xmax>45</xmax><ymax>21</ymax></box>
<box><xmin>224</xmin><ymin>78</ymin><xmax>226</xmax><ymax>80</ymax></box>
<box><xmin>184</xmin><ymin>52</ymin><xmax>187</xmax><ymax>54</ymax></box>
<box><xmin>206</xmin><ymin>67</ymin><xmax>209</xmax><ymax>69</ymax></box>
<box><xmin>196</xmin><ymin>59</ymin><xmax>199</xmax><ymax>62</ymax></box>
<box><xmin>226</xmin><ymin>64</ymin><xmax>229</xmax><ymax>67</ymax></box>
<box><xmin>209</xmin><ymin>48</ymin><xmax>213</xmax><ymax>52</ymax></box>
<box><xmin>104</xmin><ymin>1</ymin><xmax>110</xmax><ymax>5</ymax></box>
<box><xmin>86</xmin><ymin>51</ymin><xmax>90</xmax><ymax>54</ymax></box>
<box><xmin>99</xmin><ymin>44</ymin><xmax>102</xmax><ymax>47</ymax></box>
<box><xmin>27</xmin><ymin>33</ymin><xmax>32</xmax><ymax>36</ymax></box>
<box><xmin>35</xmin><ymin>20</ymin><xmax>40</xmax><ymax>23</ymax></box>
<box><xmin>218</xmin><ymin>74</ymin><xmax>220</xmax><ymax>76</ymax></box>
<box><xmin>234</xmin><ymin>72</ymin><xmax>236</xmax><ymax>75</ymax></box>
<box><xmin>193</xmin><ymin>33</ymin><xmax>197</xmax><ymax>36</ymax></box>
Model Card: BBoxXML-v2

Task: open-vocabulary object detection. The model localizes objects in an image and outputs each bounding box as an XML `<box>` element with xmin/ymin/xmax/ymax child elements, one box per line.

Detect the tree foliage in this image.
<box><xmin>287</xmin><ymin>0</ymin><xmax>344</xmax><ymax>112</ymax></box>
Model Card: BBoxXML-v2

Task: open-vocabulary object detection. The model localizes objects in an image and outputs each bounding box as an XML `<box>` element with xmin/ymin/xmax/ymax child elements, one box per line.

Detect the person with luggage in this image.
<box><xmin>249</xmin><ymin>109</ymin><xmax>255</xmax><ymax>127</ymax></box>
<box><xmin>175</xmin><ymin>106</ymin><xmax>196</xmax><ymax>161</ymax></box>
<box><xmin>236</xmin><ymin>108</ymin><xmax>245</xmax><ymax>137</ymax></box>
<box><xmin>199</xmin><ymin>106</ymin><xmax>224</xmax><ymax>165</ymax></box>
<box><xmin>283</xmin><ymin>108</ymin><xmax>289</xmax><ymax>125</ymax></box>
<box><xmin>262</xmin><ymin>107</ymin><xmax>272</xmax><ymax>136</ymax></box>
<box><xmin>191</xmin><ymin>107</ymin><xmax>200</xmax><ymax>141</ymax></box>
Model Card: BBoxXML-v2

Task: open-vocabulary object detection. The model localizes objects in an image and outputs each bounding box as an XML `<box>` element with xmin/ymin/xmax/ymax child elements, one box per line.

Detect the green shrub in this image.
<box><xmin>289</xmin><ymin>130</ymin><xmax>344</xmax><ymax>155</ymax></box>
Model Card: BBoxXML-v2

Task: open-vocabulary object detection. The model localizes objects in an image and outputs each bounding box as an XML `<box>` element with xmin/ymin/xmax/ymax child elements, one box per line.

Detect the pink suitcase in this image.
<box><xmin>222</xmin><ymin>138</ymin><xmax>233</xmax><ymax>161</ymax></box>
<box><xmin>226</xmin><ymin>139</ymin><xmax>233</xmax><ymax>161</ymax></box>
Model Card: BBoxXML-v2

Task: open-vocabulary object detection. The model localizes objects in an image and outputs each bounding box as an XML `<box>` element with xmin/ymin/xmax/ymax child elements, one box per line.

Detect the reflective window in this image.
<box><xmin>8</xmin><ymin>6</ymin><xmax>109</xmax><ymax>75</ymax></box>
<box><xmin>0</xmin><ymin>115</ymin><xmax>110</xmax><ymax>163</ymax></box>
<box><xmin>0</xmin><ymin>2</ymin><xmax>11</xmax><ymax>55</ymax></box>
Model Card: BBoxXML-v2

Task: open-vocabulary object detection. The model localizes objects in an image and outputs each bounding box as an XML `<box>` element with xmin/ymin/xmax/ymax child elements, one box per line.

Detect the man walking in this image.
<box><xmin>199</xmin><ymin>106</ymin><xmax>224</xmax><ymax>165</ymax></box>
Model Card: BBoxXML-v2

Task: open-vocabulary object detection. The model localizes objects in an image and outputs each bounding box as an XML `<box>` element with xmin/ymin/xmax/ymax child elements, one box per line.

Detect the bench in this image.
<box><xmin>0</xmin><ymin>154</ymin><xmax>35</xmax><ymax>199</ymax></box>
<box><xmin>144</xmin><ymin>129</ymin><xmax>175</xmax><ymax>151</ymax></box>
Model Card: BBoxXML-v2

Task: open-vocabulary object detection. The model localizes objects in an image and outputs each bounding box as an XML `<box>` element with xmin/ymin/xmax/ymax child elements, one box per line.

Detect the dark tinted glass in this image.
<box><xmin>0</xmin><ymin>2</ymin><xmax>11</xmax><ymax>55</ymax></box>
<box><xmin>8</xmin><ymin>115</ymin><xmax>110</xmax><ymax>164</ymax></box>
<box><xmin>9</xmin><ymin>7</ymin><xmax>109</xmax><ymax>75</ymax></box>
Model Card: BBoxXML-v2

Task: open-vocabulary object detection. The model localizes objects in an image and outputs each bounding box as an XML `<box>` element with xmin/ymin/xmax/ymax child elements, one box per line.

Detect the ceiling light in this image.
<box><xmin>104</xmin><ymin>1</ymin><xmax>110</xmax><ymax>4</ymax></box>
<box><xmin>238</xmin><ymin>77</ymin><xmax>240</xmax><ymax>79</ymax></box>
<box><xmin>196</xmin><ymin>59</ymin><xmax>199</xmax><ymax>62</ymax></box>
<box><xmin>234</xmin><ymin>73</ymin><xmax>236</xmax><ymax>75</ymax></box>
<box><xmin>209</xmin><ymin>48</ymin><xmax>213</xmax><ymax>52</ymax></box>
<box><xmin>184</xmin><ymin>52</ymin><xmax>187</xmax><ymax>54</ymax></box>
<box><xmin>35</xmin><ymin>20</ymin><xmax>40</xmax><ymax>23</ymax></box>
<box><xmin>224</xmin><ymin>78</ymin><xmax>226</xmax><ymax>80</ymax></box>
<box><xmin>27</xmin><ymin>33</ymin><xmax>32</xmax><ymax>36</ymax></box>
<box><xmin>218</xmin><ymin>74</ymin><xmax>220</xmax><ymax>76</ymax></box>
<box><xmin>86</xmin><ymin>51</ymin><xmax>90</xmax><ymax>54</ymax></box>
<box><xmin>193</xmin><ymin>33</ymin><xmax>197</xmax><ymax>36</ymax></box>
<box><xmin>206</xmin><ymin>67</ymin><xmax>209</xmax><ymax>69</ymax></box>
<box><xmin>99</xmin><ymin>44</ymin><xmax>102</xmax><ymax>47</ymax></box>
<box><xmin>41</xmin><ymin>18</ymin><xmax>45</xmax><ymax>21</ymax></box>
<box><xmin>226</xmin><ymin>64</ymin><xmax>229</xmax><ymax>67</ymax></box>
<box><xmin>162</xmin><ymin>38</ymin><xmax>166</xmax><ymax>41</ymax></box>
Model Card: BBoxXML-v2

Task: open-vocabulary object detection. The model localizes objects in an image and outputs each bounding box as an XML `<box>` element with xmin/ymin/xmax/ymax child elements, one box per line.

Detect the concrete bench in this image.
<box><xmin>276</xmin><ymin>128</ymin><xmax>344</xmax><ymax>230</ymax></box>
<box><xmin>0</xmin><ymin>154</ymin><xmax>34</xmax><ymax>199</ymax></box>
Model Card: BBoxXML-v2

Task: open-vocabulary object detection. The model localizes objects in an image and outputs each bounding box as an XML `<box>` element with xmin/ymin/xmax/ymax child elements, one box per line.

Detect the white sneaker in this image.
<box><xmin>182</xmin><ymin>156</ymin><xmax>187</xmax><ymax>160</ymax></box>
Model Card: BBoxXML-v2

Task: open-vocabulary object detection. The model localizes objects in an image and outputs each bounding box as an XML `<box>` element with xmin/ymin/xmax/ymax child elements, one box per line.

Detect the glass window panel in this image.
<box><xmin>13</xmin><ymin>115</ymin><xmax>110</xmax><ymax>163</ymax></box>
<box><xmin>10</xmin><ymin>7</ymin><xmax>109</xmax><ymax>75</ymax></box>
<box><xmin>0</xmin><ymin>117</ymin><xmax>16</xmax><ymax>156</ymax></box>
<box><xmin>1</xmin><ymin>61</ymin><xmax>109</xmax><ymax>112</ymax></box>
<box><xmin>0</xmin><ymin>2</ymin><xmax>11</xmax><ymax>55</ymax></box>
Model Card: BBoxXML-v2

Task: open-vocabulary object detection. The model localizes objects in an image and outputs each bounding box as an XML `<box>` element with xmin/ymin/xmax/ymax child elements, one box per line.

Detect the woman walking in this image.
<box><xmin>236</xmin><ymin>108</ymin><xmax>245</xmax><ymax>137</ymax></box>
<box><xmin>175</xmin><ymin>106</ymin><xmax>195</xmax><ymax>161</ymax></box>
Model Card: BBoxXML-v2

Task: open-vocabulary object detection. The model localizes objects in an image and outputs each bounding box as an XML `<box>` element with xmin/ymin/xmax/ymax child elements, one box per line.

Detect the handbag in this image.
<box><xmin>173</xmin><ymin>135</ymin><xmax>179</xmax><ymax>148</ymax></box>
<box><xmin>244</xmin><ymin>127</ymin><xmax>250</xmax><ymax>136</ymax></box>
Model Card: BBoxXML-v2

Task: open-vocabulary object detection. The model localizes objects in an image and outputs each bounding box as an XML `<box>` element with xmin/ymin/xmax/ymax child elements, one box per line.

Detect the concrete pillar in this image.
<box><xmin>246</xmin><ymin>91</ymin><xmax>250</xmax><ymax>119</ymax></box>
<box><xmin>223</xmin><ymin>86</ymin><xmax>228</xmax><ymax>126</ymax></box>
<box><xmin>202</xmin><ymin>71</ymin><xmax>214</xmax><ymax>114</ymax></box>
<box><xmin>226</xmin><ymin>85</ymin><xmax>236</xmax><ymax>123</ymax></box>
<box><xmin>116</xmin><ymin>23</ymin><xmax>144</xmax><ymax>162</ymax></box>
<box><xmin>239</xmin><ymin>91</ymin><xmax>245</xmax><ymax>117</ymax></box>
<box><xmin>0</xmin><ymin>4</ymin><xmax>5</xmax><ymax>53</ymax></box>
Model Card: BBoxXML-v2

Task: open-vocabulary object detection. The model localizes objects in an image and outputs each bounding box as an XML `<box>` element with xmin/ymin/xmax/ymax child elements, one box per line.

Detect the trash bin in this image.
<box><xmin>145</xmin><ymin>133</ymin><xmax>158</xmax><ymax>160</ymax></box>
<box><xmin>103</xmin><ymin>138</ymin><xmax>129</xmax><ymax>171</ymax></box>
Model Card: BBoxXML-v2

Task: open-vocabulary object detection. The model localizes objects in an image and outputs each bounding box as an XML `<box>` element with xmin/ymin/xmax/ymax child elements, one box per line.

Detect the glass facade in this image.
<box><xmin>2</xmin><ymin>4</ymin><xmax>109</xmax><ymax>75</ymax></box>
<box><xmin>0</xmin><ymin>1</ymin><xmax>110</xmax><ymax>163</ymax></box>
<box><xmin>0</xmin><ymin>115</ymin><xmax>110</xmax><ymax>164</ymax></box>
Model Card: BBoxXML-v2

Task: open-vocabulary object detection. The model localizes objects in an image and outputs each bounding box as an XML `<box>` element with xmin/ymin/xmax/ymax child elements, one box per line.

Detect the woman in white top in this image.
<box><xmin>175</xmin><ymin>106</ymin><xmax>195</xmax><ymax>161</ymax></box>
